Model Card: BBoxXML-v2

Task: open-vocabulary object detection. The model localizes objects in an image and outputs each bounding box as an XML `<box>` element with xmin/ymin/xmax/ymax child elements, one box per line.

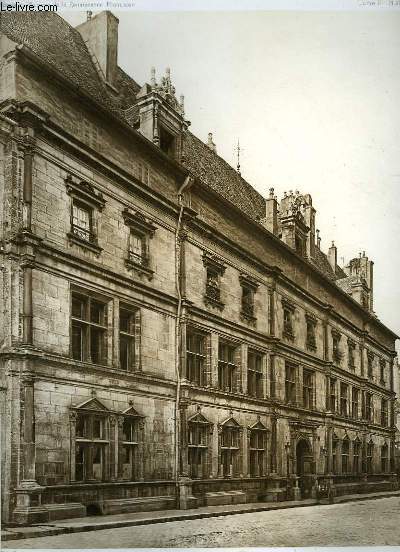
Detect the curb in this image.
<box><xmin>2</xmin><ymin>491</ymin><xmax>400</xmax><ymax>542</ymax></box>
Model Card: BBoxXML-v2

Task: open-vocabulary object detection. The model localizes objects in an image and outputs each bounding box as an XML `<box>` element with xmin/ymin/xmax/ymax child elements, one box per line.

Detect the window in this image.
<box><xmin>129</xmin><ymin>232</ymin><xmax>146</xmax><ymax>266</ymax></box>
<box><xmin>381</xmin><ymin>398</ymin><xmax>388</xmax><ymax>427</ymax></box>
<box><xmin>348</xmin><ymin>341</ymin><xmax>356</xmax><ymax>371</ymax></box>
<box><xmin>365</xmin><ymin>392</ymin><xmax>373</xmax><ymax>422</ymax></box>
<box><xmin>220</xmin><ymin>423</ymin><xmax>240</xmax><ymax>477</ymax></box>
<box><xmin>247</xmin><ymin>351</ymin><xmax>263</xmax><ymax>398</ymax></box>
<box><xmin>367</xmin><ymin>353</ymin><xmax>374</xmax><ymax>378</ymax></box>
<box><xmin>353</xmin><ymin>439</ymin><xmax>361</xmax><ymax>474</ymax></box>
<box><xmin>305</xmin><ymin>315</ymin><xmax>317</xmax><ymax>351</ymax></box>
<box><xmin>239</xmin><ymin>274</ymin><xmax>258</xmax><ymax>322</ymax></box>
<box><xmin>188</xmin><ymin>420</ymin><xmax>209</xmax><ymax>479</ymax></box>
<box><xmin>121</xmin><ymin>418</ymin><xmax>139</xmax><ymax>480</ymax></box>
<box><xmin>381</xmin><ymin>443</ymin><xmax>389</xmax><ymax>473</ymax></box>
<box><xmin>249</xmin><ymin>429</ymin><xmax>266</xmax><ymax>477</ymax></box>
<box><xmin>303</xmin><ymin>370</ymin><xmax>314</xmax><ymax>410</ymax></box>
<box><xmin>285</xmin><ymin>363</ymin><xmax>297</xmax><ymax>404</ymax></box>
<box><xmin>241</xmin><ymin>286</ymin><xmax>254</xmax><ymax>319</ymax></box>
<box><xmin>72</xmin><ymin>201</ymin><xmax>93</xmax><ymax>242</ymax></box>
<box><xmin>122</xmin><ymin>208</ymin><xmax>156</xmax><ymax>278</ymax></box>
<box><xmin>186</xmin><ymin>331</ymin><xmax>206</xmax><ymax>386</ymax></box>
<box><xmin>327</xmin><ymin>378</ymin><xmax>337</xmax><ymax>412</ymax></box>
<box><xmin>159</xmin><ymin>125</ymin><xmax>176</xmax><ymax>156</ymax></box>
<box><xmin>380</xmin><ymin>360</ymin><xmax>386</xmax><ymax>385</ymax></box>
<box><xmin>119</xmin><ymin>307</ymin><xmax>139</xmax><ymax>371</ymax></box>
<box><xmin>282</xmin><ymin>301</ymin><xmax>295</xmax><ymax>339</ymax></box>
<box><xmin>332</xmin><ymin>331</ymin><xmax>342</xmax><ymax>363</ymax></box>
<box><xmin>351</xmin><ymin>388</ymin><xmax>359</xmax><ymax>419</ymax></box>
<box><xmin>66</xmin><ymin>175</ymin><xmax>105</xmax><ymax>255</ymax></box>
<box><xmin>71</xmin><ymin>292</ymin><xmax>107</xmax><ymax>364</ymax></box>
<box><xmin>332</xmin><ymin>434</ymin><xmax>339</xmax><ymax>473</ymax></box>
<box><xmin>203</xmin><ymin>253</ymin><xmax>226</xmax><ymax>310</ymax></box>
<box><xmin>75</xmin><ymin>411</ymin><xmax>108</xmax><ymax>482</ymax></box>
<box><xmin>218</xmin><ymin>342</ymin><xmax>238</xmax><ymax>393</ymax></box>
<box><xmin>366</xmin><ymin>441</ymin><xmax>374</xmax><ymax>474</ymax></box>
<box><xmin>340</xmin><ymin>383</ymin><xmax>348</xmax><ymax>417</ymax></box>
<box><xmin>342</xmin><ymin>438</ymin><xmax>350</xmax><ymax>473</ymax></box>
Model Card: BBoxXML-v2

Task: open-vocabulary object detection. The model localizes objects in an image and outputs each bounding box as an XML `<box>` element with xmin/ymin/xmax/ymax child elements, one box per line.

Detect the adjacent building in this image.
<box><xmin>0</xmin><ymin>11</ymin><xmax>397</xmax><ymax>525</ymax></box>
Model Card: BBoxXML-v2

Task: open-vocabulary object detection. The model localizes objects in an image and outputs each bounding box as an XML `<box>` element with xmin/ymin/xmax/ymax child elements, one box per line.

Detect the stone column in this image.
<box><xmin>270</xmin><ymin>415</ymin><xmax>277</xmax><ymax>474</ymax></box>
<box><xmin>326</xmin><ymin>423</ymin><xmax>333</xmax><ymax>474</ymax></box>
<box><xmin>179</xmin><ymin>402</ymin><xmax>189</xmax><ymax>477</ymax></box>
<box><xmin>239</xmin><ymin>427</ymin><xmax>246</xmax><ymax>477</ymax></box>
<box><xmin>109</xmin><ymin>415</ymin><xmax>118</xmax><ymax>480</ymax></box>
<box><xmin>180</xmin><ymin>321</ymin><xmax>188</xmax><ymax>381</ymax></box>
<box><xmin>268</xmin><ymin>286</ymin><xmax>276</xmax><ymax>336</ymax></box>
<box><xmin>117</xmin><ymin>416</ymin><xmax>124</xmax><ymax>479</ymax></box>
<box><xmin>241</xmin><ymin>344</ymin><xmax>248</xmax><ymax>395</ymax></box>
<box><xmin>69</xmin><ymin>411</ymin><xmax>77</xmax><ymax>482</ymax></box>
<box><xmin>211</xmin><ymin>423</ymin><xmax>219</xmax><ymax>478</ymax></box>
<box><xmin>137</xmin><ymin>420</ymin><xmax>145</xmax><ymax>481</ymax></box>
<box><xmin>210</xmin><ymin>333</ymin><xmax>219</xmax><ymax>388</ymax></box>
<box><xmin>112</xmin><ymin>298</ymin><xmax>120</xmax><ymax>368</ymax></box>
<box><xmin>267</xmin><ymin>353</ymin><xmax>274</xmax><ymax>398</ymax></box>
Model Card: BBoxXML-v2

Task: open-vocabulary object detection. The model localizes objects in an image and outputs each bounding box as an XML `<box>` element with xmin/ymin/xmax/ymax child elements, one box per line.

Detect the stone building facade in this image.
<box><xmin>0</xmin><ymin>12</ymin><xmax>397</xmax><ymax>525</ymax></box>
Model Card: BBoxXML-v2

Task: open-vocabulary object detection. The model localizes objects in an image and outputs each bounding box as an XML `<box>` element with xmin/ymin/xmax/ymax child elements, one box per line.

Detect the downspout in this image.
<box><xmin>174</xmin><ymin>174</ymin><xmax>192</xmax><ymax>498</ymax></box>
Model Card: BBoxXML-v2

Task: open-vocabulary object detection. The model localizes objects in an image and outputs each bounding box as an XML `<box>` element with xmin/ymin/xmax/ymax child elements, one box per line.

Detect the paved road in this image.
<box><xmin>4</xmin><ymin>497</ymin><xmax>400</xmax><ymax>548</ymax></box>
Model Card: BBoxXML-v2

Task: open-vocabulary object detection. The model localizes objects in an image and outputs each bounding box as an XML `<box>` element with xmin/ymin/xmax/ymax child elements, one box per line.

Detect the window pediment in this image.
<box><xmin>121</xmin><ymin>405</ymin><xmax>145</xmax><ymax>418</ymax></box>
<box><xmin>239</xmin><ymin>273</ymin><xmax>259</xmax><ymax>291</ymax></box>
<box><xmin>188</xmin><ymin>412</ymin><xmax>211</xmax><ymax>425</ymax></box>
<box><xmin>72</xmin><ymin>397</ymin><xmax>110</xmax><ymax>413</ymax></box>
<box><xmin>249</xmin><ymin>420</ymin><xmax>269</xmax><ymax>432</ymax></box>
<box><xmin>65</xmin><ymin>175</ymin><xmax>105</xmax><ymax>211</ymax></box>
<box><xmin>202</xmin><ymin>252</ymin><xmax>226</xmax><ymax>275</ymax></box>
<box><xmin>220</xmin><ymin>416</ymin><xmax>240</xmax><ymax>428</ymax></box>
<box><xmin>122</xmin><ymin>208</ymin><xmax>157</xmax><ymax>237</ymax></box>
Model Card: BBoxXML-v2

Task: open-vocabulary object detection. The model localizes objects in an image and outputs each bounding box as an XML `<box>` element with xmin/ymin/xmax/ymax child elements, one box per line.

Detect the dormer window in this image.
<box><xmin>159</xmin><ymin>125</ymin><xmax>176</xmax><ymax>156</ymax></box>
<box><xmin>239</xmin><ymin>274</ymin><xmax>259</xmax><ymax>323</ymax></box>
<box><xmin>129</xmin><ymin>231</ymin><xmax>146</xmax><ymax>266</ymax></box>
<box><xmin>305</xmin><ymin>314</ymin><xmax>317</xmax><ymax>351</ymax></box>
<box><xmin>282</xmin><ymin>299</ymin><xmax>295</xmax><ymax>340</ymax></box>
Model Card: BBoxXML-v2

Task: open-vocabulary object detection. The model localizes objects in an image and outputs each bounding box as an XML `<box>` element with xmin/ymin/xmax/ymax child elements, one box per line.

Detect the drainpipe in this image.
<box><xmin>174</xmin><ymin>174</ymin><xmax>192</xmax><ymax>500</ymax></box>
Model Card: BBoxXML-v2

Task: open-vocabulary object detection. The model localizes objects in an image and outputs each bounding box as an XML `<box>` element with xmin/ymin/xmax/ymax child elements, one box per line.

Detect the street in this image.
<box><xmin>4</xmin><ymin>497</ymin><xmax>400</xmax><ymax>548</ymax></box>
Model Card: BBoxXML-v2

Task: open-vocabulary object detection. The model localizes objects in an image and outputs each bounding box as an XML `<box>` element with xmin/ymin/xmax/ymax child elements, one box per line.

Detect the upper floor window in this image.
<box><xmin>381</xmin><ymin>398</ymin><xmax>388</xmax><ymax>427</ymax></box>
<box><xmin>348</xmin><ymin>340</ymin><xmax>356</xmax><ymax>371</ymax></box>
<box><xmin>379</xmin><ymin>359</ymin><xmax>386</xmax><ymax>385</ymax></box>
<box><xmin>203</xmin><ymin>253</ymin><xmax>226</xmax><ymax>310</ymax></box>
<box><xmin>186</xmin><ymin>330</ymin><xmax>207</xmax><ymax>386</ymax></box>
<box><xmin>247</xmin><ymin>351</ymin><xmax>263</xmax><ymax>398</ymax></box>
<box><xmin>340</xmin><ymin>383</ymin><xmax>348</xmax><ymax>417</ymax></box>
<box><xmin>303</xmin><ymin>370</ymin><xmax>314</xmax><ymax>410</ymax></box>
<box><xmin>282</xmin><ymin>300</ymin><xmax>295</xmax><ymax>340</ymax></box>
<box><xmin>239</xmin><ymin>274</ymin><xmax>258</xmax><ymax>322</ymax></box>
<box><xmin>367</xmin><ymin>352</ymin><xmax>374</xmax><ymax>379</ymax></box>
<box><xmin>119</xmin><ymin>306</ymin><xmax>140</xmax><ymax>372</ymax></box>
<box><xmin>365</xmin><ymin>392</ymin><xmax>373</xmax><ymax>422</ymax></box>
<box><xmin>71</xmin><ymin>291</ymin><xmax>108</xmax><ymax>365</ymax></box>
<box><xmin>218</xmin><ymin>341</ymin><xmax>238</xmax><ymax>393</ymax></box>
<box><xmin>351</xmin><ymin>388</ymin><xmax>359</xmax><ymax>419</ymax></box>
<box><xmin>123</xmin><ymin>208</ymin><xmax>156</xmax><ymax>279</ymax></box>
<box><xmin>285</xmin><ymin>363</ymin><xmax>297</xmax><ymax>404</ymax></box>
<box><xmin>332</xmin><ymin>330</ymin><xmax>342</xmax><ymax>363</ymax></box>
<box><xmin>327</xmin><ymin>377</ymin><xmax>337</xmax><ymax>412</ymax></box>
<box><xmin>66</xmin><ymin>175</ymin><xmax>105</xmax><ymax>255</ymax></box>
<box><xmin>305</xmin><ymin>315</ymin><xmax>317</xmax><ymax>351</ymax></box>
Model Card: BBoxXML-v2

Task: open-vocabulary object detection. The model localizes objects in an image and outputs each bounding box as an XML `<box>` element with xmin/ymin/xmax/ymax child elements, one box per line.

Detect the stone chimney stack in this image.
<box><xmin>261</xmin><ymin>187</ymin><xmax>278</xmax><ymax>235</ymax></box>
<box><xmin>316</xmin><ymin>229</ymin><xmax>321</xmax><ymax>249</ymax></box>
<box><xmin>77</xmin><ymin>11</ymin><xmax>119</xmax><ymax>88</ymax></box>
<box><xmin>302</xmin><ymin>194</ymin><xmax>316</xmax><ymax>258</ymax></box>
<box><xmin>328</xmin><ymin>241</ymin><xmax>337</xmax><ymax>272</ymax></box>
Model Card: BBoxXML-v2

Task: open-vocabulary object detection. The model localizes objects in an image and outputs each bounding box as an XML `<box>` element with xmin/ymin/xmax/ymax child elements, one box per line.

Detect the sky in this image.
<box><xmin>63</xmin><ymin>6</ymin><xmax>400</xmax><ymax>339</ymax></box>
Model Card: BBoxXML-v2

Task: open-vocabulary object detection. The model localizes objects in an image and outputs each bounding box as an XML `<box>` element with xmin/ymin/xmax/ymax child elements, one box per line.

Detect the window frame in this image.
<box><xmin>119</xmin><ymin>305</ymin><xmax>141</xmax><ymax>372</ymax></box>
<box><xmin>71</xmin><ymin>290</ymin><xmax>108</xmax><ymax>365</ymax></box>
<box><xmin>218</xmin><ymin>341</ymin><xmax>238</xmax><ymax>393</ymax></box>
<box><xmin>203</xmin><ymin>253</ymin><xmax>226</xmax><ymax>310</ymax></box>
<box><xmin>247</xmin><ymin>350</ymin><xmax>264</xmax><ymax>398</ymax></box>
<box><xmin>123</xmin><ymin>208</ymin><xmax>156</xmax><ymax>279</ymax></box>
<box><xmin>285</xmin><ymin>363</ymin><xmax>297</xmax><ymax>405</ymax></box>
<box><xmin>186</xmin><ymin>329</ymin><xmax>207</xmax><ymax>386</ymax></box>
<box><xmin>302</xmin><ymin>369</ymin><xmax>314</xmax><ymax>410</ymax></box>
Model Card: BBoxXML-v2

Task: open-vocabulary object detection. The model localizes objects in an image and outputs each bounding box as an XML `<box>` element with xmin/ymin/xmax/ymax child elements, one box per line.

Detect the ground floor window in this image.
<box><xmin>353</xmin><ymin>439</ymin><xmax>361</xmax><ymax>474</ymax></box>
<box><xmin>220</xmin><ymin>420</ymin><xmax>241</xmax><ymax>477</ymax></box>
<box><xmin>367</xmin><ymin>441</ymin><xmax>374</xmax><ymax>474</ymax></box>
<box><xmin>341</xmin><ymin>438</ymin><xmax>350</xmax><ymax>473</ymax></box>
<box><xmin>249</xmin><ymin>428</ymin><xmax>266</xmax><ymax>477</ymax></box>
<box><xmin>381</xmin><ymin>443</ymin><xmax>388</xmax><ymax>473</ymax></box>
<box><xmin>188</xmin><ymin>419</ymin><xmax>209</xmax><ymax>479</ymax></box>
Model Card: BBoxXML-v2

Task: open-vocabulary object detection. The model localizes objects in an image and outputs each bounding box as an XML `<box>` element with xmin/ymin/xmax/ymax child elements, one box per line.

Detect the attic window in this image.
<box><xmin>159</xmin><ymin>126</ymin><xmax>175</xmax><ymax>156</ymax></box>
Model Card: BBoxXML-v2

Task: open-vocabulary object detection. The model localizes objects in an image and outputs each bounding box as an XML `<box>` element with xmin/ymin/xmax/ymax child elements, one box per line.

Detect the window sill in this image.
<box><xmin>204</xmin><ymin>294</ymin><xmax>224</xmax><ymax>311</ymax></box>
<box><xmin>306</xmin><ymin>342</ymin><xmax>317</xmax><ymax>352</ymax></box>
<box><xmin>125</xmin><ymin>257</ymin><xmax>154</xmax><ymax>279</ymax></box>
<box><xmin>283</xmin><ymin>331</ymin><xmax>295</xmax><ymax>341</ymax></box>
<box><xmin>67</xmin><ymin>232</ymin><xmax>103</xmax><ymax>256</ymax></box>
<box><xmin>240</xmin><ymin>311</ymin><xmax>257</xmax><ymax>324</ymax></box>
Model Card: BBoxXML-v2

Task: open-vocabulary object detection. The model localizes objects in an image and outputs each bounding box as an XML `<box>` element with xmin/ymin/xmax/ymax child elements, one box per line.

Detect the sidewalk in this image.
<box><xmin>2</xmin><ymin>489</ymin><xmax>400</xmax><ymax>542</ymax></box>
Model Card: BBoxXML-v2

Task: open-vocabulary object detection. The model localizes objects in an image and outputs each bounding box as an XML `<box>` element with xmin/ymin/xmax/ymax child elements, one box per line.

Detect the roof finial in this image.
<box><xmin>151</xmin><ymin>66</ymin><xmax>156</xmax><ymax>88</ymax></box>
<box><xmin>236</xmin><ymin>139</ymin><xmax>241</xmax><ymax>175</ymax></box>
<box><xmin>207</xmin><ymin>132</ymin><xmax>216</xmax><ymax>153</ymax></box>
<box><xmin>87</xmin><ymin>10</ymin><xmax>92</xmax><ymax>21</ymax></box>
<box><xmin>269</xmin><ymin>187</ymin><xmax>274</xmax><ymax>199</ymax></box>
<box><xmin>180</xmin><ymin>94</ymin><xmax>185</xmax><ymax>115</ymax></box>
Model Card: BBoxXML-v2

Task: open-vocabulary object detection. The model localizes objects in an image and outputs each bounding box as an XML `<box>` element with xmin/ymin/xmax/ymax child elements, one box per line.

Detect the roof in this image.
<box><xmin>0</xmin><ymin>13</ymin><xmax>372</xmax><ymax>292</ymax></box>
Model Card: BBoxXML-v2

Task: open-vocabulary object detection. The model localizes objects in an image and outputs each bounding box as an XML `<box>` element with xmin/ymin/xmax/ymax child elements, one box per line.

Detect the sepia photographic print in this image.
<box><xmin>0</xmin><ymin>1</ymin><xmax>400</xmax><ymax>549</ymax></box>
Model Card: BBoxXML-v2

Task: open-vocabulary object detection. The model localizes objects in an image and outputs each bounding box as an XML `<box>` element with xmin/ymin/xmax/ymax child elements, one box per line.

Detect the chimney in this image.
<box><xmin>316</xmin><ymin>229</ymin><xmax>321</xmax><ymax>249</ymax></box>
<box><xmin>77</xmin><ymin>11</ymin><xmax>119</xmax><ymax>88</ymax></box>
<box><xmin>302</xmin><ymin>194</ymin><xmax>316</xmax><ymax>258</ymax></box>
<box><xmin>261</xmin><ymin>187</ymin><xmax>278</xmax><ymax>235</ymax></box>
<box><xmin>207</xmin><ymin>132</ymin><xmax>216</xmax><ymax>153</ymax></box>
<box><xmin>328</xmin><ymin>241</ymin><xmax>337</xmax><ymax>272</ymax></box>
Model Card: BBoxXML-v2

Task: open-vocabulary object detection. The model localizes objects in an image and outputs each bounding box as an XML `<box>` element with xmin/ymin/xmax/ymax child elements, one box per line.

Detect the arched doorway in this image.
<box><xmin>296</xmin><ymin>438</ymin><xmax>314</xmax><ymax>498</ymax></box>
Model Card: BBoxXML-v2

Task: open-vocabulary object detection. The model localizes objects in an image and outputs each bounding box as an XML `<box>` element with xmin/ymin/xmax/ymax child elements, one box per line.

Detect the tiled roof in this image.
<box><xmin>0</xmin><ymin>12</ymin><xmax>122</xmax><ymax>116</ymax></box>
<box><xmin>0</xmin><ymin>12</ymin><xmax>351</xmax><ymax>287</ymax></box>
